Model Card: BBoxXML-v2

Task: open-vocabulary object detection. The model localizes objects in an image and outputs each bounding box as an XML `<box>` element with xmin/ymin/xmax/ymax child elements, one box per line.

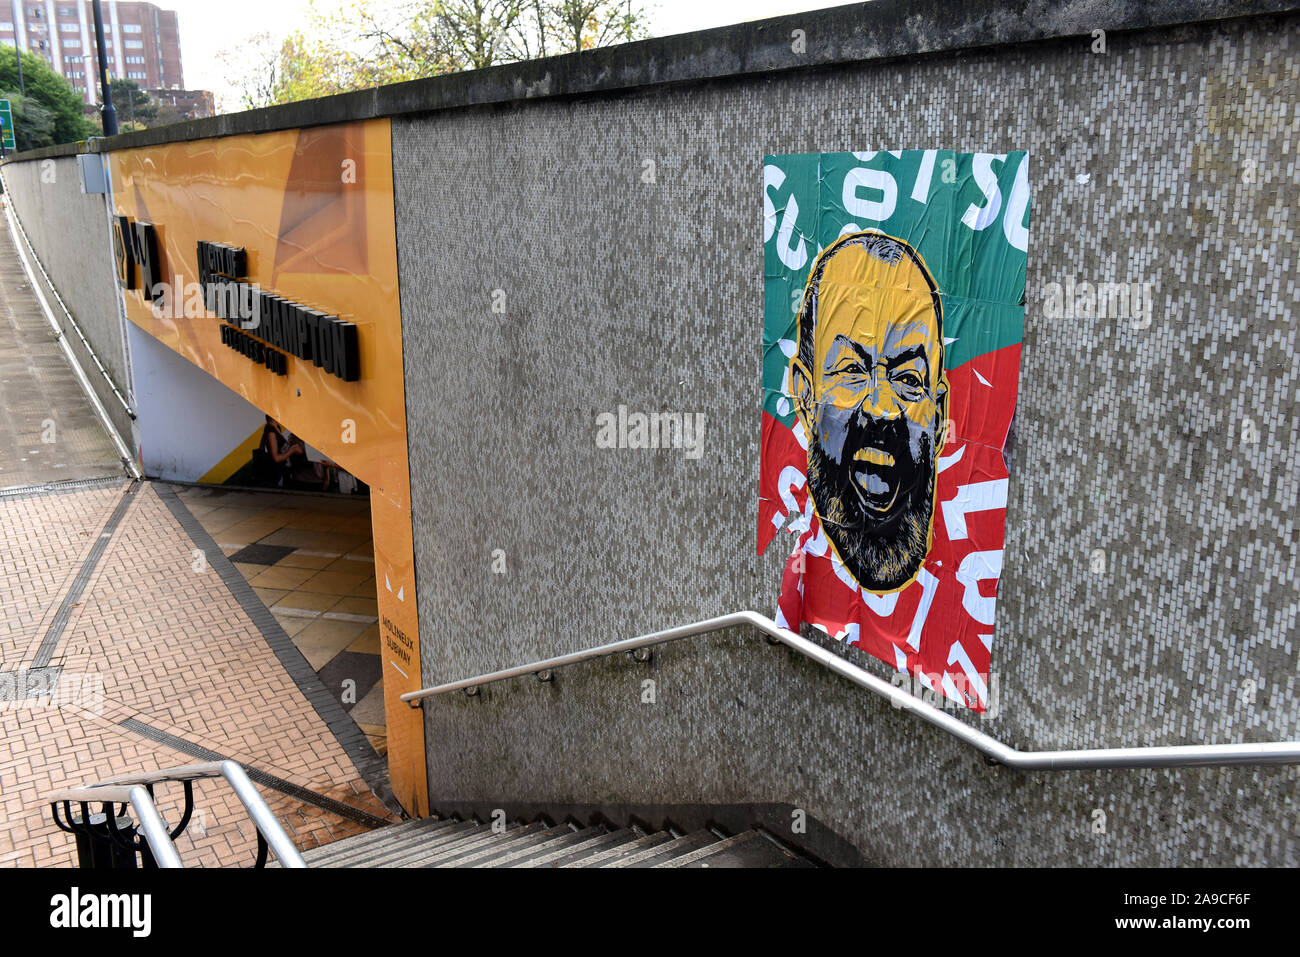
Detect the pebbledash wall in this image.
<box><xmin>4</xmin><ymin>0</ymin><xmax>1299</xmax><ymax>864</ymax></box>
<box><xmin>398</xmin><ymin>3</ymin><xmax>1300</xmax><ymax>867</ymax></box>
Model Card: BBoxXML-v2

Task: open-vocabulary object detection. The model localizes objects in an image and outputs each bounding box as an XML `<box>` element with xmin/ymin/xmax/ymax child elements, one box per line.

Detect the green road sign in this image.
<box><xmin>0</xmin><ymin>100</ymin><xmax>14</xmax><ymax>150</ymax></box>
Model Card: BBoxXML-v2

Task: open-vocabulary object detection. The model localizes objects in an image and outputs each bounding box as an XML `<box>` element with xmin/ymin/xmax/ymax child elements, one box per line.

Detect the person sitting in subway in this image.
<box><xmin>256</xmin><ymin>415</ymin><xmax>302</xmax><ymax>488</ymax></box>
<box><xmin>256</xmin><ymin>415</ymin><xmax>331</xmax><ymax>490</ymax></box>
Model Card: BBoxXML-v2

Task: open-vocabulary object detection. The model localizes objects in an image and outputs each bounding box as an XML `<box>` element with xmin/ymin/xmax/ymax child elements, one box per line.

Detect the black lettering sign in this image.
<box><xmin>197</xmin><ymin>238</ymin><xmax>361</xmax><ymax>383</ymax></box>
<box><xmin>293</xmin><ymin>305</ymin><xmax>310</xmax><ymax>362</ymax></box>
<box><xmin>112</xmin><ymin>216</ymin><xmax>135</xmax><ymax>289</ymax></box>
<box><xmin>219</xmin><ymin>320</ymin><xmax>287</xmax><ymax>376</ymax></box>
<box><xmin>332</xmin><ymin>321</ymin><xmax>360</xmax><ymax>382</ymax></box>
<box><xmin>304</xmin><ymin>310</ymin><xmax>323</xmax><ymax>367</ymax></box>
<box><xmin>313</xmin><ymin>311</ymin><xmax>335</xmax><ymax>375</ymax></box>
<box><xmin>131</xmin><ymin>222</ymin><xmax>162</xmax><ymax>301</ymax></box>
<box><xmin>260</xmin><ymin>292</ymin><xmax>276</xmax><ymax>346</ymax></box>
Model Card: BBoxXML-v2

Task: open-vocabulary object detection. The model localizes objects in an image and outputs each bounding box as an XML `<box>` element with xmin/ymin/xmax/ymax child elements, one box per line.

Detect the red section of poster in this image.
<box><xmin>759</xmin><ymin>344</ymin><xmax>1021</xmax><ymax>711</ymax></box>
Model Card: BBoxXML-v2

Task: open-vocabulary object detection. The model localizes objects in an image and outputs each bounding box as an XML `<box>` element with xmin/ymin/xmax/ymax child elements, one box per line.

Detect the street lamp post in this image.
<box><xmin>8</xmin><ymin>0</ymin><xmax>23</xmax><ymax>96</ymax></box>
<box><xmin>91</xmin><ymin>0</ymin><xmax>116</xmax><ymax>135</ymax></box>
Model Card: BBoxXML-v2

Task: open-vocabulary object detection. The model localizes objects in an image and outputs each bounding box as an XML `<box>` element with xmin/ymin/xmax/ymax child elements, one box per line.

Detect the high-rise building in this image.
<box><xmin>0</xmin><ymin>2</ymin><xmax>185</xmax><ymax>107</ymax></box>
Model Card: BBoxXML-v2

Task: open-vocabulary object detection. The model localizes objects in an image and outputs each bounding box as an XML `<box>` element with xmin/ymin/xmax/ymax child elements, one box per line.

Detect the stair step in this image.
<box><xmin>511</xmin><ymin>828</ymin><xmax>630</xmax><ymax>868</ymax></box>
<box><xmin>310</xmin><ymin>818</ymin><xmax>473</xmax><ymax>868</ymax></box>
<box><xmin>289</xmin><ymin>814</ymin><xmax>816</xmax><ymax>868</ymax></box>
<box><xmin>544</xmin><ymin>829</ymin><xmax>645</xmax><ymax>867</ymax></box>
<box><xmin>317</xmin><ymin>820</ymin><xmax>483</xmax><ymax>867</ymax></box>
<box><xmin>570</xmin><ymin>830</ymin><xmax>675</xmax><ymax>867</ymax></box>
<box><xmin>430</xmin><ymin>822</ymin><xmax>567</xmax><ymax>867</ymax></box>
<box><xmin>271</xmin><ymin>816</ymin><xmax>440</xmax><ymax>867</ymax></box>
<box><xmin>602</xmin><ymin>830</ymin><xmax>718</xmax><ymax>868</ymax></box>
<box><xmin>377</xmin><ymin>823</ymin><xmax>527</xmax><ymax>868</ymax></box>
<box><xmin>653</xmin><ymin>830</ymin><xmax>762</xmax><ymax>867</ymax></box>
<box><xmin>488</xmin><ymin>825</ymin><xmax>606</xmax><ymax>867</ymax></box>
<box><xmin>298</xmin><ymin>817</ymin><xmax>454</xmax><ymax>866</ymax></box>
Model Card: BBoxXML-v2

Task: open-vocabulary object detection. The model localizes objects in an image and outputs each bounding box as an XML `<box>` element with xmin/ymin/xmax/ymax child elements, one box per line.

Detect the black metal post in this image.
<box><xmin>92</xmin><ymin>0</ymin><xmax>116</xmax><ymax>135</ymax></box>
<box><xmin>8</xmin><ymin>0</ymin><xmax>23</xmax><ymax>96</ymax></box>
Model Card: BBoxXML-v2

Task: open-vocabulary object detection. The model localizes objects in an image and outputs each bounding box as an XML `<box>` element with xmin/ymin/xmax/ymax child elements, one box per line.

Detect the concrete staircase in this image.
<box><xmin>284</xmin><ymin>816</ymin><xmax>814</xmax><ymax>868</ymax></box>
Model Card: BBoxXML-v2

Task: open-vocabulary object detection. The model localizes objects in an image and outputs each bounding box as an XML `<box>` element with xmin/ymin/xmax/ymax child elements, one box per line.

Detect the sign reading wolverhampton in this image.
<box><xmin>197</xmin><ymin>240</ymin><xmax>361</xmax><ymax>382</ymax></box>
<box><xmin>760</xmin><ymin>149</ymin><xmax>1029</xmax><ymax>713</ymax></box>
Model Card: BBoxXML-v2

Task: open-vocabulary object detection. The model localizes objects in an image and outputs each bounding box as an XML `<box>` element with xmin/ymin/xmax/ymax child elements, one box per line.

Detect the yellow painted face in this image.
<box><xmin>790</xmin><ymin>234</ymin><xmax>949</xmax><ymax>594</ymax></box>
<box><xmin>810</xmin><ymin>242</ymin><xmax>945</xmax><ymax>435</ymax></box>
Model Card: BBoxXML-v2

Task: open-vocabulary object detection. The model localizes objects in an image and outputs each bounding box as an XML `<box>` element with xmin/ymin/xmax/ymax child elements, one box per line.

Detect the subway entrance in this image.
<box><xmin>178</xmin><ymin>471</ymin><xmax>388</xmax><ymax>759</ymax></box>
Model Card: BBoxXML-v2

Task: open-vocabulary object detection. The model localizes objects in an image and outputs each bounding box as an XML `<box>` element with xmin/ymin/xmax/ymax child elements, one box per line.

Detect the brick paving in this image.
<box><xmin>1</xmin><ymin>485</ymin><xmax>123</xmax><ymax>668</ymax></box>
<box><xmin>176</xmin><ymin>485</ymin><xmax>387</xmax><ymax>755</ymax></box>
<box><xmin>0</xmin><ymin>481</ymin><xmax>400</xmax><ymax>867</ymax></box>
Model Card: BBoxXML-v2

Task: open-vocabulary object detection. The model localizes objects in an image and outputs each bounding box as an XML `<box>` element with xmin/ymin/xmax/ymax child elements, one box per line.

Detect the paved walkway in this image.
<box><xmin>0</xmin><ymin>215</ymin><xmax>123</xmax><ymax>491</ymax></box>
<box><xmin>0</xmin><ymin>212</ymin><xmax>399</xmax><ymax>868</ymax></box>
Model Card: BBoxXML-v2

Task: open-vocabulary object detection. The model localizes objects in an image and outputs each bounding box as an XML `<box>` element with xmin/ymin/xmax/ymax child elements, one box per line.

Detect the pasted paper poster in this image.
<box><xmin>760</xmin><ymin>150</ymin><xmax>1029</xmax><ymax>711</ymax></box>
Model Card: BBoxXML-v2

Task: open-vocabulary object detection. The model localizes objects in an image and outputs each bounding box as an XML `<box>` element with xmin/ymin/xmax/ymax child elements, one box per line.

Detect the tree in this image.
<box><xmin>538</xmin><ymin>0</ymin><xmax>647</xmax><ymax>55</ymax></box>
<box><xmin>216</xmin><ymin>31</ymin><xmax>286</xmax><ymax>111</ymax></box>
<box><xmin>219</xmin><ymin>0</ymin><xmax>652</xmax><ymax>108</ymax></box>
<box><xmin>108</xmin><ymin>79</ymin><xmax>158</xmax><ymax>127</ymax></box>
<box><xmin>0</xmin><ymin>50</ymin><xmax>97</xmax><ymax>144</ymax></box>
<box><xmin>378</xmin><ymin>0</ymin><xmax>650</xmax><ymax>67</ymax></box>
<box><xmin>434</xmin><ymin>0</ymin><xmax>526</xmax><ymax>70</ymax></box>
<box><xmin>0</xmin><ymin>92</ymin><xmax>56</xmax><ymax>151</ymax></box>
<box><xmin>151</xmin><ymin>102</ymin><xmax>187</xmax><ymax>127</ymax></box>
<box><xmin>275</xmin><ymin>1</ymin><xmax>457</xmax><ymax>104</ymax></box>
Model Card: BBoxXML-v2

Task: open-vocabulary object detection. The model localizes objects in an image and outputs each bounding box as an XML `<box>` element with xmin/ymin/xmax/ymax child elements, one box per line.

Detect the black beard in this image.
<box><xmin>806</xmin><ymin>420</ymin><xmax>936</xmax><ymax>593</ymax></box>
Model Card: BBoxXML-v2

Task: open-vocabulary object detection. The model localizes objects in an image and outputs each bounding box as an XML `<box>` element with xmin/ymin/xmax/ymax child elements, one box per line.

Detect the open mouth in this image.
<box><xmin>851</xmin><ymin>447</ymin><xmax>898</xmax><ymax>513</ymax></box>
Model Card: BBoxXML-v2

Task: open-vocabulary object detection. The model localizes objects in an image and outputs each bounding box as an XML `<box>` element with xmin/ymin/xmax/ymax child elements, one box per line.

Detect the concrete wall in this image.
<box><xmin>393</xmin><ymin>12</ymin><xmax>1300</xmax><ymax>864</ymax></box>
<box><xmin>127</xmin><ymin>325</ymin><xmax>266</xmax><ymax>483</ymax></box>
<box><xmin>1</xmin><ymin>156</ymin><xmax>135</xmax><ymax>446</ymax></box>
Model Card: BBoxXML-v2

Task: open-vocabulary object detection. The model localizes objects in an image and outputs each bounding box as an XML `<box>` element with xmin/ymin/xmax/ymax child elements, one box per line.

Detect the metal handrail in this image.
<box><xmin>400</xmin><ymin>610</ymin><xmax>1300</xmax><ymax>771</ymax></box>
<box><xmin>48</xmin><ymin>760</ymin><xmax>307</xmax><ymax>867</ymax></box>
<box><xmin>217</xmin><ymin>761</ymin><xmax>307</xmax><ymax>868</ymax></box>
<box><xmin>93</xmin><ymin>760</ymin><xmax>229</xmax><ymax>786</ymax></box>
<box><xmin>46</xmin><ymin>783</ymin><xmax>184</xmax><ymax>868</ymax></box>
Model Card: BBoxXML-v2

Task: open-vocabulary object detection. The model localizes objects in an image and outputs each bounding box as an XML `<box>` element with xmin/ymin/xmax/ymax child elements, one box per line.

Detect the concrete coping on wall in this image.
<box><xmin>3</xmin><ymin>0</ymin><xmax>1296</xmax><ymax>164</ymax></box>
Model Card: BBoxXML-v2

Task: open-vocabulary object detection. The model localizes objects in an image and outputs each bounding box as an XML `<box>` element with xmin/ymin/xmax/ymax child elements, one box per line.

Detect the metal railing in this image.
<box><xmin>401</xmin><ymin>610</ymin><xmax>1300</xmax><ymax>772</ymax></box>
<box><xmin>48</xmin><ymin>760</ymin><xmax>307</xmax><ymax>868</ymax></box>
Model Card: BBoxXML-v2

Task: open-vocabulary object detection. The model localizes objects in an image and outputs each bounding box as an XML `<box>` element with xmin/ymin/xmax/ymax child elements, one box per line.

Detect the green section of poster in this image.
<box><xmin>762</xmin><ymin>150</ymin><xmax>1029</xmax><ymax>429</ymax></box>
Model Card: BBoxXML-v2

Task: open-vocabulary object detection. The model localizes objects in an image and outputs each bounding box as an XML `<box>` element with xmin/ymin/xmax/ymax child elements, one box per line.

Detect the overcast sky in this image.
<box><xmin>169</xmin><ymin>0</ymin><xmax>853</xmax><ymax>108</ymax></box>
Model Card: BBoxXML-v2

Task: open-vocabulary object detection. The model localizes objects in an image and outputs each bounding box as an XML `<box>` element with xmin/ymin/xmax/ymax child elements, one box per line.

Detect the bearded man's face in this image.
<box><xmin>792</xmin><ymin>238</ymin><xmax>948</xmax><ymax>594</ymax></box>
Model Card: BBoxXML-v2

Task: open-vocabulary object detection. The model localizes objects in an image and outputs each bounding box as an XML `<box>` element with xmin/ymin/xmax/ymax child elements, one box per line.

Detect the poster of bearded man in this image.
<box><xmin>759</xmin><ymin>150</ymin><xmax>1029</xmax><ymax>713</ymax></box>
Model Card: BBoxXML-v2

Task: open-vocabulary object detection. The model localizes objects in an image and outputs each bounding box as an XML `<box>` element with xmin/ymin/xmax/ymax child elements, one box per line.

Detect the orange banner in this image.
<box><xmin>109</xmin><ymin>119</ymin><xmax>428</xmax><ymax>816</ymax></box>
